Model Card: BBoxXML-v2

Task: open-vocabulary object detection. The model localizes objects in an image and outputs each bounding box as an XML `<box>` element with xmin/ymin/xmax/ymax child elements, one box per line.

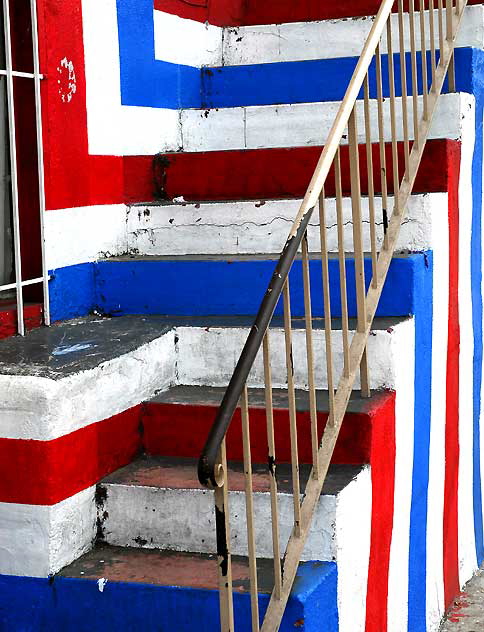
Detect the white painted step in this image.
<box><xmin>176</xmin><ymin>316</ymin><xmax>414</xmax><ymax>392</ymax></box>
<box><xmin>126</xmin><ymin>192</ymin><xmax>445</xmax><ymax>257</ymax></box>
<box><xmin>0</xmin><ymin>316</ymin><xmax>176</xmax><ymax>441</ymax></box>
<box><xmin>152</xmin><ymin>5</ymin><xmax>484</xmax><ymax>67</ymax></box>
<box><xmin>219</xmin><ymin>6</ymin><xmax>484</xmax><ymax>66</ymax></box>
<box><xmin>98</xmin><ymin>456</ymin><xmax>371</xmax><ymax>563</ymax></box>
<box><xmin>179</xmin><ymin>92</ymin><xmax>470</xmax><ymax>153</ymax></box>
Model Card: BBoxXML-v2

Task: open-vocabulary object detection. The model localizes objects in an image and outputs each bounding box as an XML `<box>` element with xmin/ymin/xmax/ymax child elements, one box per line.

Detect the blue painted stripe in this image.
<box><xmin>407</xmin><ymin>251</ymin><xmax>433</xmax><ymax>631</ymax></box>
<box><xmin>117</xmin><ymin>0</ymin><xmax>201</xmax><ymax>109</ymax></box>
<box><xmin>470</xmin><ymin>48</ymin><xmax>484</xmax><ymax>565</ymax></box>
<box><xmin>0</xmin><ymin>562</ymin><xmax>337</xmax><ymax>632</ymax></box>
<box><xmin>92</xmin><ymin>256</ymin><xmax>421</xmax><ymax>318</ymax></box>
<box><xmin>116</xmin><ymin>0</ymin><xmax>474</xmax><ymax>110</ymax></box>
<box><xmin>49</xmin><ymin>263</ymin><xmax>97</xmax><ymax>323</ymax></box>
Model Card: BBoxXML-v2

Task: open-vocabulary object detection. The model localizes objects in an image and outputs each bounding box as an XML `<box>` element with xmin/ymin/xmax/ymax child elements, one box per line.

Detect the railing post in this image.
<box><xmin>214</xmin><ymin>440</ymin><xmax>234</xmax><ymax>632</ymax></box>
<box><xmin>348</xmin><ymin>108</ymin><xmax>371</xmax><ymax>397</ymax></box>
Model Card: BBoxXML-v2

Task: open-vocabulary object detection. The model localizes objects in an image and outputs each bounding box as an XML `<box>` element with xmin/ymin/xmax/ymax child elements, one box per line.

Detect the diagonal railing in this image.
<box><xmin>198</xmin><ymin>1</ymin><xmax>468</xmax><ymax>630</ymax></box>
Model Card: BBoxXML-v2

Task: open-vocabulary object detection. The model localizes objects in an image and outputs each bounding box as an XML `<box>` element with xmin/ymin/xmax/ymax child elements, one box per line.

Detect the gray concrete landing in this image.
<box><xmin>442</xmin><ymin>568</ymin><xmax>484</xmax><ymax>631</ymax></box>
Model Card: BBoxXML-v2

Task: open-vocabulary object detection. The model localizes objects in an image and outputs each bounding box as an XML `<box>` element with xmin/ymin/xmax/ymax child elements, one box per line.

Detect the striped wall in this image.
<box><xmin>2</xmin><ymin>0</ymin><xmax>484</xmax><ymax>631</ymax></box>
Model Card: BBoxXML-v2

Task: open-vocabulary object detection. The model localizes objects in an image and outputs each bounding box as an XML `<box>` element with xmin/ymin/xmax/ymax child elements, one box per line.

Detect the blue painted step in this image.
<box><xmin>93</xmin><ymin>253</ymin><xmax>427</xmax><ymax>318</ymax></box>
<box><xmin>0</xmin><ymin>546</ymin><xmax>338</xmax><ymax>632</ymax></box>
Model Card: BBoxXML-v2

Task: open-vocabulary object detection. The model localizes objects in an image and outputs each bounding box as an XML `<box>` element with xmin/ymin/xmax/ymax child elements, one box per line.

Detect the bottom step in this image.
<box><xmin>0</xmin><ymin>545</ymin><xmax>339</xmax><ymax>631</ymax></box>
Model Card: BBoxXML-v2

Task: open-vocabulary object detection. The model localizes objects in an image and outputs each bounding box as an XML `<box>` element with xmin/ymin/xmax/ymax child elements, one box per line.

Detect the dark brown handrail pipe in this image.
<box><xmin>197</xmin><ymin>210</ymin><xmax>313</xmax><ymax>488</ymax></box>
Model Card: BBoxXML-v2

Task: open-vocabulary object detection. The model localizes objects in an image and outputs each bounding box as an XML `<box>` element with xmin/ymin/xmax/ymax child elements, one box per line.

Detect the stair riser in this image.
<box><xmin>176</xmin><ymin>324</ymin><xmax>406</xmax><ymax>391</ymax></box>
<box><xmin>99</xmin><ymin>484</ymin><xmax>336</xmax><ymax>560</ymax></box>
<box><xmin>127</xmin><ymin>193</ymin><xmax>443</xmax><ymax>257</ymax></box>
<box><xmin>0</xmin><ymin>561</ymin><xmax>338</xmax><ymax>632</ymax></box>
<box><xmin>180</xmin><ymin>94</ymin><xmax>463</xmax><ymax>154</ymax></box>
<box><xmin>98</xmin><ymin>467</ymin><xmax>369</xmax><ymax>562</ymax></box>
<box><xmin>219</xmin><ymin>9</ymin><xmax>482</xmax><ymax>66</ymax></box>
<box><xmin>95</xmin><ymin>255</ymin><xmax>421</xmax><ymax>318</ymax></box>
<box><xmin>143</xmin><ymin>403</ymin><xmax>373</xmax><ymax>465</ymax></box>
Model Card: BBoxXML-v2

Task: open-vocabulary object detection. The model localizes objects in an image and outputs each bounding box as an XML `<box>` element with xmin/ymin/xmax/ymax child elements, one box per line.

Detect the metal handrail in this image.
<box><xmin>198</xmin><ymin>0</ymin><xmax>395</xmax><ymax>491</ymax></box>
<box><xmin>197</xmin><ymin>1</ymin><xmax>467</xmax><ymax>630</ymax></box>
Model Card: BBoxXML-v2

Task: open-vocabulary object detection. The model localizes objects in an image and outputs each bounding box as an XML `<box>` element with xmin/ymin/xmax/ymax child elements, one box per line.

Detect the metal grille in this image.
<box><xmin>0</xmin><ymin>0</ymin><xmax>49</xmax><ymax>335</ymax></box>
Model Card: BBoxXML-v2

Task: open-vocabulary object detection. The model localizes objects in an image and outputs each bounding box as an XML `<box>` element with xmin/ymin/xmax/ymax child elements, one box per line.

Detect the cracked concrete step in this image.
<box><xmin>55</xmin><ymin>544</ymin><xmax>338</xmax><ymax>632</ymax></box>
<box><xmin>142</xmin><ymin>385</ymin><xmax>395</xmax><ymax>466</ymax></box>
<box><xmin>97</xmin><ymin>455</ymin><xmax>369</xmax><ymax>563</ymax></box>
<box><xmin>126</xmin><ymin>193</ymin><xmax>445</xmax><ymax>257</ymax></box>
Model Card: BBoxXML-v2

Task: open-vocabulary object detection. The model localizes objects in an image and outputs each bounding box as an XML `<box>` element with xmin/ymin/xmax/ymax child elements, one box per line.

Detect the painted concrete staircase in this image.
<box><xmin>2</xmin><ymin>3</ymin><xmax>482</xmax><ymax>631</ymax></box>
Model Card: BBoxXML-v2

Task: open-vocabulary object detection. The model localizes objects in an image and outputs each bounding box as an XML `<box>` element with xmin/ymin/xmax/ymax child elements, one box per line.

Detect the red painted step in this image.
<box><xmin>125</xmin><ymin>139</ymin><xmax>458</xmax><ymax>204</ymax></box>
<box><xmin>153</xmin><ymin>0</ymin><xmax>482</xmax><ymax>26</ymax></box>
<box><xmin>142</xmin><ymin>385</ymin><xmax>395</xmax><ymax>466</ymax></box>
<box><xmin>0</xmin><ymin>301</ymin><xmax>43</xmax><ymax>340</ymax></box>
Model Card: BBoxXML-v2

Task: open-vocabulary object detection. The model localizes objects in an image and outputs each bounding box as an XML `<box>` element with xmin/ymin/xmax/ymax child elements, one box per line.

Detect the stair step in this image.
<box><xmin>97</xmin><ymin>456</ymin><xmax>369</xmax><ymax>562</ymax></box>
<box><xmin>177</xmin><ymin>93</ymin><xmax>465</xmax><ymax>154</ymax></box>
<box><xmin>143</xmin><ymin>385</ymin><xmax>395</xmax><ymax>465</ymax></box>
<box><xmin>53</xmin><ymin>544</ymin><xmax>338</xmax><ymax>632</ymax></box>
<box><xmin>94</xmin><ymin>253</ymin><xmax>424</xmax><ymax>319</ymax></box>
<box><xmin>126</xmin><ymin>192</ymin><xmax>443</xmax><ymax>257</ymax></box>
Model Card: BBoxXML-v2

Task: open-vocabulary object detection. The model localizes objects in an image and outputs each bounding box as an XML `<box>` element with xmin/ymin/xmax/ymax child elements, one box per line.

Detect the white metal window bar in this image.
<box><xmin>0</xmin><ymin>0</ymin><xmax>50</xmax><ymax>336</ymax></box>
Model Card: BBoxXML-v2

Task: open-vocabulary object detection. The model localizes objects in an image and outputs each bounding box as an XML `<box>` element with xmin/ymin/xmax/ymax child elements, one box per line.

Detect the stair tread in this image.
<box><xmin>59</xmin><ymin>543</ymin><xmax>335</xmax><ymax>595</ymax></box>
<box><xmin>149</xmin><ymin>384</ymin><xmax>392</xmax><ymax>415</ymax></box>
<box><xmin>101</xmin><ymin>455</ymin><xmax>363</xmax><ymax>496</ymax></box>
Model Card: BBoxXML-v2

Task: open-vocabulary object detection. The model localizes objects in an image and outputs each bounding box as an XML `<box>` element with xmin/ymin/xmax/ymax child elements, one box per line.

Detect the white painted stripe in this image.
<box><xmin>387</xmin><ymin>317</ymin><xmax>415</xmax><ymax>632</ymax></box>
<box><xmin>458</xmin><ymin>93</ymin><xmax>478</xmax><ymax>588</ymax></box>
<box><xmin>127</xmin><ymin>193</ymin><xmax>445</xmax><ymax>257</ymax></box>
<box><xmin>0</xmin><ymin>330</ymin><xmax>176</xmax><ymax>441</ymax></box>
<box><xmin>44</xmin><ymin>204</ymin><xmax>128</xmax><ymax>270</ymax></box>
<box><xmin>180</xmin><ymin>93</ymin><xmax>465</xmax><ymax>153</ymax></box>
<box><xmin>153</xmin><ymin>10</ymin><xmax>222</xmax><ymax>67</ymax></box>
<box><xmin>83</xmin><ymin>0</ymin><xmax>180</xmax><ymax>156</ymax></box>
<box><xmin>175</xmin><ymin>320</ymin><xmax>411</xmax><ymax>391</ymax></box>
<box><xmin>336</xmin><ymin>467</ymin><xmax>372</xmax><ymax>632</ymax></box>
<box><xmin>425</xmin><ymin>143</ymin><xmax>449</xmax><ymax>630</ymax></box>
<box><xmin>100</xmin><ymin>468</ymin><xmax>370</xmax><ymax>563</ymax></box>
<box><xmin>0</xmin><ymin>487</ymin><xmax>96</xmax><ymax>577</ymax></box>
<box><xmin>221</xmin><ymin>6</ymin><xmax>484</xmax><ymax>66</ymax></box>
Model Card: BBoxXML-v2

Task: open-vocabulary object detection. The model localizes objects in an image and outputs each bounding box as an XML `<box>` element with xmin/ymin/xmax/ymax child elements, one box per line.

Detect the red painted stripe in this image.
<box><xmin>142</xmin><ymin>395</ymin><xmax>394</xmax><ymax>464</ymax></box>
<box><xmin>37</xmin><ymin>0</ymin><xmax>124</xmax><ymax>211</ymax></box>
<box><xmin>125</xmin><ymin>139</ymin><xmax>455</xmax><ymax>204</ymax></box>
<box><xmin>0</xmin><ymin>303</ymin><xmax>43</xmax><ymax>340</ymax></box>
<box><xmin>0</xmin><ymin>407</ymin><xmax>142</xmax><ymax>505</ymax></box>
<box><xmin>443</xmin><ymin>141</ymin><xmax>461</xmax><ymax>607</ymax></box>
<box><xmin>365</xmin><ymin>392</ymin><xmax>396</xmax><ymax>632</ymax></box>
<box><xmin>153</xmin><ymin>0</ymin><xmax>482</xmax><ymax>26</ymax></box>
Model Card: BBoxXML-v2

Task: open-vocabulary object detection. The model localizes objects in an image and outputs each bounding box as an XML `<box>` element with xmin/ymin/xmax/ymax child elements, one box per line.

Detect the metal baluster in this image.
<box><xmin>283</xmin><ymin>278</ymin><xmax>302</xmax><ymax>536</ymax></box>
<box><xmin>302</xmin><ymin>231</ymin><xmax>320</xmax><ymax>476</ymax></box>
<box><xmin>363</xmin><ymin>76</ymin><xmax>378</xmax><ymax>289</ymax></box>
<box><xmin>398</xmin><ymin>0</ymin><xmax>410</xmax><ymax>176</ymax></box>
<box><xmin>214</xmin><ymin>441</ymin><xmax>234</xmax><ymax>632</ymax></box>
<box><xmin>446</xmin><ymin>0</ymin><xmax>456</xmax><ymax>91</ymax></box>
<box><xmin>375</xmin><ymin>44</ymin><xmax>389</xmax><ymax>238</ymax></box>
<box><xmin>263</xmin><ymin>332</ymin><xmax>282</xmax><ymax>600</ymax></box>
<box><xmin>348</xmin><ymin>108</ymin><xmax>370</xmax><ymax>397</ymax></box>
<box><xmin>2</xmin><ymin>0</ymin><xmax>24</xmax><ymax>334</ymax></box>
<box><xmin>241</xmin><ymin>386</ymin><xmax>260</xmax><ymax>632</ymax></box>
<box><xmin>334</xmin><ymin>149</ymin><xmax>350</xmax><ymax>378</ymax></box>
<box><xmin>438</xmin><ymin>0</ymin><xmax>445</xmax><ymax>65</ymax></box>
<box><xmin>420</xmin><ymin>0</ymin><xmax>429</xmax><ymax>118</ymax></box>
<box><xmin>318</xmin><ymin>191</ymin><xmax>335</xmax><ymax>425</ymax></box>
<box><xmin>409</xmin><ymin>0</ymin><xmax>420</xmax><ymax>147</ymax></box>
<box><xmin>429</xmin><ymin>0</ymin><xmax>437</xmax><ymax>85</ymax></box>
<box><xmin>387</xmin><ymin>19</ymin><xmax>401</xmax><ymax>215</ymax></box>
